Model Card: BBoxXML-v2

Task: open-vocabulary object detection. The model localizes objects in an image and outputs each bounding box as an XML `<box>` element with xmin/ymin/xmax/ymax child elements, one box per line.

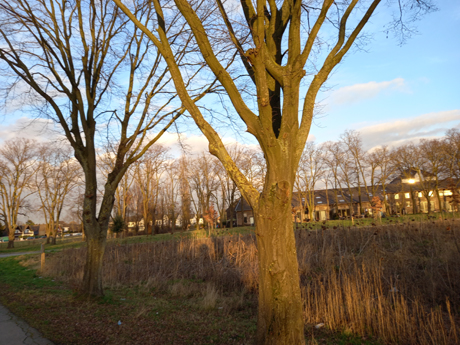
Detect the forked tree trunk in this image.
<box><xmin>255</xmin><ymin>180</ymin><xmax>305</xmax><ymax>345</ymax></box>
<box><xmin>81</xmin><ymin>234</ymin><xmax>107</xmax><ymax>298</ymax></box>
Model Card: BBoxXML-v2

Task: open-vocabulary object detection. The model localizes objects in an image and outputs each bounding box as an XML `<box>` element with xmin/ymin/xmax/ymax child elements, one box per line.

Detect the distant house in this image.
<box><xmin>14</xmin><ymin>225</ymin><xmax>35</xmax><ymax>239</ymax></box>
<box><xmin>233</xmin><ymin>198</ymin><xmax>254</xmax><ymax>226</ymax></box>
<box><xmin>227</xmin><ymin>171</ymin><xmax>459</xmax><ymax>225</ymax></box>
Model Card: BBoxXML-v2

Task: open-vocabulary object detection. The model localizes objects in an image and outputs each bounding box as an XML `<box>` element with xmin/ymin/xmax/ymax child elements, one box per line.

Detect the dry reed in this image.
<box><xmin>43</xmin><ymin>219</ymin><xmax>460</xmax><ymax>344</ymax></box>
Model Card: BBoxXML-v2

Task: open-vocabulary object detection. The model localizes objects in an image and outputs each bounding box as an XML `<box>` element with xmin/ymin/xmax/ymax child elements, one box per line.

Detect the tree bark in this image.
<box><xmin>6</xmin><ymin>224</ymin><xmax>15</xmax><ymax>248</ymax></box>
<box><xmin>255</xmin><ymin>181</ymin><xmax>304</xmax><ymax>345</ymax></box>
<box><xmin>81</xmin><ymin>234</ymin><xmax>106</xmax><ymax>298</ymax></box>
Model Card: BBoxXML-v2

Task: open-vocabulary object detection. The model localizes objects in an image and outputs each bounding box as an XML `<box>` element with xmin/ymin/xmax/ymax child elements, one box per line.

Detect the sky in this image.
<box><xmin>0</xmin><ymin>0</ymin><xmax>458</xmax><ymax>224</ymax></box>
<box><xmin>0</xmin><ymin>0</ymin><xmax>459</xmax><ymax>154</ymax></box>
<box><xmin>310</xmin><ymin>0</ymin><xmax>460</xmax><ymax>149</ymax></box>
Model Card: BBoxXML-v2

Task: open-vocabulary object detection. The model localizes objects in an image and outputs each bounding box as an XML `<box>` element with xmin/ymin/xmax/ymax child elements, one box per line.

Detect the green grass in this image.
<box><xmin>0</xmin><ymin>236</ymin><xmax>84</xmax><ymax>253</ymax></box>
<box><xmin>295</xmin><ymin>211</ymin><xmax>459</xmax><ymax>230</ymax></box>
<box><xmin>0</xmin><ymin>256</ymin><xmax>57</xmax><ymax>289</ymax></box>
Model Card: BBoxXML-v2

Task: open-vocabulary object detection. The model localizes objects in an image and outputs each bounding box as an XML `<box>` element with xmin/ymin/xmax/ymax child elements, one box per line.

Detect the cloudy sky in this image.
<box><xmin>0</xmin><ymin>0</ymin><xmax>458</xmax><ymax>154</ymax></box>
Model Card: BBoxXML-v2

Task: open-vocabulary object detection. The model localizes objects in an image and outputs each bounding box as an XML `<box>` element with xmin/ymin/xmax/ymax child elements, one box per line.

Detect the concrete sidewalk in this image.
<box><xmin>0</xmin><ymin>304</ymin><xmax>53</xmax><ymax>345</ymax></box>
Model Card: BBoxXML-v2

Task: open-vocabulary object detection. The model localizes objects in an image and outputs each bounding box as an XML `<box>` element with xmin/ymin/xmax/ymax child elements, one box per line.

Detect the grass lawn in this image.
<box><xmin>0</xmin><ymin>250</ymin><xmax>383</xmax><ymax>344</ymax></box>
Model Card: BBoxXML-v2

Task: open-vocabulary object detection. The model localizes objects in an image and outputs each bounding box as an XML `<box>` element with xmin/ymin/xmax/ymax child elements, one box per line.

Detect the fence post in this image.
<box><xmin>40</xmin><ymin>243</ymin><xmax>45</xmax><ymax>271</ymax></box>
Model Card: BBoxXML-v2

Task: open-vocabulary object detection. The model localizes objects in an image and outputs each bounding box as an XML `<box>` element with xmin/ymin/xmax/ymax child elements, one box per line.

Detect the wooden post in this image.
<box><xmin>40</xmin><ymin>243</ymin><xmax>45</xmax><ymax>271</ymax></box>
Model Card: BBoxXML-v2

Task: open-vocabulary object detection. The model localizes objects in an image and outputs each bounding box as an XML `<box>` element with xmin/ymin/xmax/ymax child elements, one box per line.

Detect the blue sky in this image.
<box><xmin>310</xmin><ymin>0</ymin><xmax>460</xmax><ymax>149</ymax></box>
<box><xmin>0</xmin><ymin>0</ymin><xmax>458</xmax><ymax>154</ymax></box>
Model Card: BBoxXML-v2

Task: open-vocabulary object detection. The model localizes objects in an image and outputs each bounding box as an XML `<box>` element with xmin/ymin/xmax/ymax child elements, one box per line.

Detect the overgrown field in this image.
<box><xmin>34</xmin><ymin>219</ymin><xmax>460</xmax><ymax>345</ymax></box>
<box><xmin>1</xmin><ymin>219</ymin><xmax>459</xmax><ymax>344</ymax></box>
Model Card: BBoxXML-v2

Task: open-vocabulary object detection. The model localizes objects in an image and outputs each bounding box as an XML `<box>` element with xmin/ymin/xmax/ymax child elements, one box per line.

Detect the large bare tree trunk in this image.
<box><xmin>255</xmin><ymin>180</ymin><xmax>304</xmax><ymax>345</ymax></box>
<box><xmin>81</xmin><ymin>234</ymin><xmax>107</xmax><ymax>298</ymax></box>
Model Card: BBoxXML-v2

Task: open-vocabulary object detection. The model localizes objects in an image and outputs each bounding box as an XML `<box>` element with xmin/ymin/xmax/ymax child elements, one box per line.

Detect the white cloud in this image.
<box><xmin>331</xmin><ymin>78</ymin><xmax>407</xmax><ymax>105</ymax></box>
<box><xmin>357</xmin><ymin>109</ymin><xmax>460</xmax><ymax>150</ymax></box>
<box><xmin>0</xmin><ymin>117</ymin><xmax>64</xmax><ymax>143</ymax></box>
<box><xmin>155</xmin><ymin>132</ymin><xmax>261</xmax><ymax>157</ymax></box>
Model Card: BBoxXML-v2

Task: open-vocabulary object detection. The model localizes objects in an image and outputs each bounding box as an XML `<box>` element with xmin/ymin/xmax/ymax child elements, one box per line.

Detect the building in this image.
<box><xmin>228</xmin><ymin>171</ymin><xmax>458</xmax><ymax>226</ymax></box>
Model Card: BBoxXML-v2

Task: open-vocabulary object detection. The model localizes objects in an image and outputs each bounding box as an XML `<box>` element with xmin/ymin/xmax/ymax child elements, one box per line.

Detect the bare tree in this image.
<box><xmin>367</xmin><ymin>145</ymin><xmax>396</xmax><ymax>212</ymax></box>
<box><xmin>133</xmin><ymin>145</ymin><xmax>168</xmax><ymax>234</ymax></box>
<box><xmin>0</xmin><ymin>139</ymin><xmax>38</xmax><ymax>248</ymax></box>
<box><xmin>35</xmin><ymin>143</ymin><xmax>81</xmax><ymax>244</ymax></box>
<box><xmin>445</xmin><ymin>129</ymin><xmax>460</xmax><ymax>183</ymax></box>
<box><xmin>418</xmin><ymin>139</ymin><xmax>447</xmax><ymax>212</ymax></box>
<box><xmin>114</xmin><ymin>0</ymin><xmax>436</xmax><ymax>342</ymax></box>
<box><xmin>341</xmin><ymin>130</ymin><xmax>370</xmax><ymax>214</ymax></box>
<box><xmin>164</xmin><ymin>160</ymin><xmax>180</xmax><ymax>231</ymax></box>
<box><xmin>177</xmin><ymin>155</ymin><xmax>192</xmax><ymax>231</ymax></box>
<box><xmin>295</xmin><ymin>142</ymin><xmax>324</xmax><ymax>222</ymax></box>
<box><xmin>189</xmin><ymin>153</ymin><xmax>219</xmax><ymax>229</ymax></box>
<box><xmin>0</xmin><ymin>0</ymin><xmax>213</xmax><ymax>297</ymax></box>
<box><xmin>393</xmin><ymin>145</ymin><xmax>420</xmax><ymax>214</ymax></box>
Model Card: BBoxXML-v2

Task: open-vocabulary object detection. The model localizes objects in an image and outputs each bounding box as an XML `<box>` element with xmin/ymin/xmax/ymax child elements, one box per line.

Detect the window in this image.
<box><xmin>405</xmin><ymin>193</ymin><xmax>410</xmax><ymax>198</ymax></box>
<box><xmin>317</xmin><ymin>201</ymin><xmax>323</xmax><ymax>204</ymax></box>
<box><xmin>316</xmin><ymin>197</ymin><xmax>321</xmax><ymax>199</ymax></box>
<box><xmin>428</xmin><ymin>191</ymin><xmax>433</xmax><ymax>197</ymax></box>
<box><xmin>339</xmin><ymin>200</ymin><xmax>345</xmax><ymax>202</ymax></box>
<box><xmin>395</xmin><ymin>194</ymin><xmax>399</xmax><ymax>199</ymax></box>
<box><xmin>418</xmin><ymin>192</ymin><xmax>423</xmax><ymax>198</ymax></box>
<box><xmin>406</xmin><ymin>201</ymin><xmax>411</xmax><ymax>207</ymax></box>
<box><xmin>444</xmin><ymin>190</ymin><xmax>453</xmax><ymax>196</ymax></box>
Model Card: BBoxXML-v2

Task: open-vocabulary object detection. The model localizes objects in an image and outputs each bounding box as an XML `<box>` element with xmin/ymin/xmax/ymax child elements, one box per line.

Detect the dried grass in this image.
<box><xmin>43</xmin><ymin>219</ymin><xmax>460</xmax><ymax>344</ymax></box>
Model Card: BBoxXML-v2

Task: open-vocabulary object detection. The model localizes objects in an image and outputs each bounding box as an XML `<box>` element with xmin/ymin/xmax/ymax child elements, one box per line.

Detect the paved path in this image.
<box><xmin>0</xmin><ymin>304</ymin><xmax>53</xmax><ymax>345</ymax></box>
<box><xmin>0</xmin><ymin>251</ymin><xmax>42</xmax><ymax>259</ymax></box>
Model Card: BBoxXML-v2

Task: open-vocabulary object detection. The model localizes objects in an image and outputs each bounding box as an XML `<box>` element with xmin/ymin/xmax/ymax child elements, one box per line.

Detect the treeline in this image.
<box><xmin>1</xmin><ymin>129</ymin><xmax>459</xmax><ymax>236</ymax></box>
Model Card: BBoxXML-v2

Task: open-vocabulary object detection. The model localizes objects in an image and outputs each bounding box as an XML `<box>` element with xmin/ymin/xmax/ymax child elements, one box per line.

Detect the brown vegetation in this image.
<box><xmin>44</xmin><ymin>220</ymin><xmax>460</xmax><ymax>344</ymax></box>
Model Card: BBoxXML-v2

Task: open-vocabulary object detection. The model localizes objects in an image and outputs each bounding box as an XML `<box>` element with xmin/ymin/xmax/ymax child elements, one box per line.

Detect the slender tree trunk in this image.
<box><xmin>254</xmin><ymin>180</ymin><xmax>304</xmax><ymax>345</ymax></box>
<box><xmin>7</xmin><ymin>225</ymin><xmax>15</xmax><ymax>248</ymax></box>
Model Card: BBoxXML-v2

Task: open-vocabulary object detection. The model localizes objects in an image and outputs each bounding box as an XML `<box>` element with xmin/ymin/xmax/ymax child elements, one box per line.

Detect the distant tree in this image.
<box><xmin>447</xmin><ymin>179</ymin><xmax>460</xmax><ymax>212</ymax></box>
<box><xmin>35</xmin><ymin>143</ymin><xmax>81</xmax><ymax>244</ymax></box>
<box><xmin>371</xmin><ymin>196</ymin><xmax>383</xmax><ymax>219</ymax></box>
<box><xmin>25</xmin><ymin>220</ymin><xmax>35</xmax><ymax>226</ymax></box>
<box><xmin>0</xmin><ymin>139</ymin><xmax>39</xmax><ymax>248</ymax></box>
<box><xmin>341</xmin><ymin>130</ymin><xmax>370</xmax><ymax>214</ymax></box>
<box><xmin>133</xmin><ymin>146</ymin><xmax>168</xmax><ymax>235</ymax></box>
<box><xmin>203</xmin><ymin>204</ymin><xmax>218</xmax><ymax>233</ymax></box>
<box><xmin>110</xmin><ymin>214</ymin><xmax>125</xmax><ymax>238</ymax></box>
<box><xmin>295</xmin><ymin>142</ymin><xmax>324</xmax><ymax>221</ymax></box>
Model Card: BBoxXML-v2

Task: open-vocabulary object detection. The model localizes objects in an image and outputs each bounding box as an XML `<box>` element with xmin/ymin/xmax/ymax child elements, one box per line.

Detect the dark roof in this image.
<box><xmin>234</xmin><ymin>198</ymin><xmax>252</xmax><ymax>212</ymax></box>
